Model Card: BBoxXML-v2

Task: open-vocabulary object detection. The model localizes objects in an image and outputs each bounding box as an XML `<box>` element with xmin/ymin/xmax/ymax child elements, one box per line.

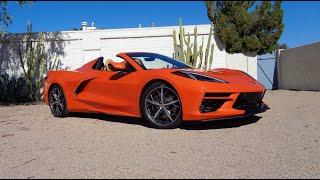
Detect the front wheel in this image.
<box><xmin>49</xmin><ymin>85</ymin><xmax>69</xmax><ymax>117</ymax></box>
<box><xmin>141</xmin><ymin>82</ymin><xmax>182</xmax><ymax>129</ymax></box>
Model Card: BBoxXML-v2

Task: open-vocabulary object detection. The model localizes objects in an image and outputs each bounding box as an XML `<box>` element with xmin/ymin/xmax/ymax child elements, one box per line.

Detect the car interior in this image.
<box><xmin>93</xmin><ymin>57</ymin><xmax>105</xmax><ymax>70</ymax></box>
<box><xmin>93</xmin><ymin>57</ymin><xmax>135</xmax><ymax>72</ymax></box>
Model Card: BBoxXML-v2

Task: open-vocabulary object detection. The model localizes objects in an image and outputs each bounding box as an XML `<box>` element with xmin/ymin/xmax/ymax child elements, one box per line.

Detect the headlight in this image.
<box><xmin>172</xmin><ymin>70</ymin><xmax>228</xmax><ymax>83</ymax></box>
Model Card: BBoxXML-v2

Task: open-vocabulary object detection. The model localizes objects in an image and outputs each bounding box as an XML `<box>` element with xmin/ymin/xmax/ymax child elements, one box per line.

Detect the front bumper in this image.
<box><xmin>199</xmin><ymin>102</ymin><xmax>268</xmax><ymax>122</ymax></box>
<box><xmin>184</xmin><ymin>98</ymin><xmax>270</xmax><ymax>121</ymax></box>
<box><xmin>180</xmin><ymin>87</ymin><xmax>267</xmax><ymax>121</ymax></box>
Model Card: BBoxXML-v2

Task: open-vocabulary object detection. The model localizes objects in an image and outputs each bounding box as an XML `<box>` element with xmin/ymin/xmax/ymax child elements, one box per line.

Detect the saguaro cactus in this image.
<box><xmin>173</xmin><ymin>30</ymin><xmax>178</xmax><ymax>59</ymax></box>
<box><xmin>192</xmin><ymin>26</ymin><xmax>199</xmax><ymax>67</ymax></box>
<box><xmin>172</xmin><ymin>19</ymin><xmax>215</xmax><ymax>70</ymax></box>
<box><xmin>203</xmin><ymin>22</ymin><xmax>214</xmax><ymax>70</ymax></box>
<box><xmin>178</xmin><ymin>18</ymin><xmax>186</xmax><ymax>63</ymax></box>
<box><xmin>208</xmin><ymin>44</ymin><xmax>214</xmax><ymax>70</ymax></box>
<box><xmin>197</xmin><ymin>37</ymin><xmax>204</xmax><ymax>69</ymax></box>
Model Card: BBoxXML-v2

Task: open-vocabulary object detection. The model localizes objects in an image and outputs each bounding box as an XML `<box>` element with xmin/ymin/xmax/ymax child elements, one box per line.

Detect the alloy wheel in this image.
<box><xmin>49</xmin><ymin>86</ymin><xmax>67</xmax><ymax>117</ymax></box>
<box><xmin>144</xmin><ymin>85</ymin><xmax>181</xmax><ymax>127</ymax></box>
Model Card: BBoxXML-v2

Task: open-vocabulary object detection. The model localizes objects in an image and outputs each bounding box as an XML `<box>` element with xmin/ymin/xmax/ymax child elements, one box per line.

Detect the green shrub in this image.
<box><xmin>0</xmin><ymin>73</ymin><xmax>33</xmax><ymax>104</ymax></box>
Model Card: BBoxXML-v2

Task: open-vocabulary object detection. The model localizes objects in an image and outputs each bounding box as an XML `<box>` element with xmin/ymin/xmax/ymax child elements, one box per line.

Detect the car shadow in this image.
<box><xmin>180</xmin><ymin>115</ymin><xmax>262</xmax><ymax>130</ymax></box>
<box><xmin>68</xmin><ymin>112</ymin><xmax>150</xmax><ymax>127</ymax></box>
<box><xmin>68</xmin><ymin>112</ymin><xmax>262</xmax><ymax>130</ymax></box>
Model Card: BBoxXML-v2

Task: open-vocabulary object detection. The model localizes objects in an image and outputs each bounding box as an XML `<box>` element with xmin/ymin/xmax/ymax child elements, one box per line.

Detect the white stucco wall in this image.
<box><xmin>0</xmin><ymin>24</ymin><xmax>258</xmax><ymax>79</ymax></box>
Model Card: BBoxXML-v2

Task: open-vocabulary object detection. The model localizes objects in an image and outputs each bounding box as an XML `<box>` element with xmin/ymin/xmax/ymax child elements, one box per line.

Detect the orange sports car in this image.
<box><xmin>44</xmin><ymin>52</ymin><xmax>267</xmax><ymax>129</ymax></box>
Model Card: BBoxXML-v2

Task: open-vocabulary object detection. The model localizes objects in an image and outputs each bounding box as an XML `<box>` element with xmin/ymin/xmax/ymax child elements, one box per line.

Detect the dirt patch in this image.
<box><xmin>0</xmin><ymin>90</ymin><xmax>319</xmax><ymax>178</ymax></box>
<box><xmin>1</xmin><ymin>133</ymin><xmax>15</xmax><ymax>138</ymax></box>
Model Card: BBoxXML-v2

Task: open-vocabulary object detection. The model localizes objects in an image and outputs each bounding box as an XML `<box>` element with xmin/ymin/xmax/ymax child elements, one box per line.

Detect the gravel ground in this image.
<box><xmin>0</xmin><ymin>90</ymin><xmax>319</xmax><ymax>179</ymax></box>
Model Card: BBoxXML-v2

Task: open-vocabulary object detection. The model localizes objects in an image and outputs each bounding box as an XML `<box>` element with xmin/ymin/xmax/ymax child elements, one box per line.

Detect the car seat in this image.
<box><xmin>94</xmin><ymin>57</ymin><xmax>104</xmax><ymax>70</ymax></box>
<box><xmin>108</xmin><ymin>61</ymin><xmax>127</xmax><ymax>71</ymax></box>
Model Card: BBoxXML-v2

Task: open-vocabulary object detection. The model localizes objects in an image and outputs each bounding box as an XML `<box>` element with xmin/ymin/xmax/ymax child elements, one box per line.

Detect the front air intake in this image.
<box><xmin>233</xmin><ymin>92</ymin><xmax>263</xmax><ymax>110</ymax></box>
<box><xmin>199</xmin><ymin>99</ymin><xmax>226</xmax><ymax>113</ymax></box>
<box><xmin>199</xmin><ymin>92</ymin><xmax>232</xmax><ymax>113</ymax></box>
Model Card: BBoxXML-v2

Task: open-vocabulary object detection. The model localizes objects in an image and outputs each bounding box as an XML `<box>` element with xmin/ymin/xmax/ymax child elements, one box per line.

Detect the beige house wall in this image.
<box><xmin>278</xmin><ymin>42</ymin><xmax>320</xmax><ymax>91</ymax></box>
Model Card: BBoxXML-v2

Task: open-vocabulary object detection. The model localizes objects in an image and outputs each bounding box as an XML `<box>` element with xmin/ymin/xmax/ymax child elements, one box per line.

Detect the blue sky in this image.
<box><xmin>6</xmin><ymin>1</ymin><xmax>320</xmax><ymax>48</ymax></box>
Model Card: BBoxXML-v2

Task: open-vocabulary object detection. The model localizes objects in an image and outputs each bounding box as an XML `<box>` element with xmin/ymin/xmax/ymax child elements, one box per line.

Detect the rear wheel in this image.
<box><xmin>49</xmin><ymin>85</ymin><xmax>68</xmax><ymax>117</ymax></box>
<box><xmin>141</xmin><ymin>82</ymin><xmax>182</xmax><ymax>129</ymax></box>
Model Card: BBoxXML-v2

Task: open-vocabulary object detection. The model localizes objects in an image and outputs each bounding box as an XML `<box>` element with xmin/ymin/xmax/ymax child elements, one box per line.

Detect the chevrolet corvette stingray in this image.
<box><xmin>44</xmin><ymin>52</ymin><xmax>267</xmax><ymax>129</ymax></box>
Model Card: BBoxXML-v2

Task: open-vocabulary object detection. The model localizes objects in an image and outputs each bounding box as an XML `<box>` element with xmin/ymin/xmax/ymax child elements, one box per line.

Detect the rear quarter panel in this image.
<box><xmin>44</xmin><ymin>70</ymin><xmax>97</xmax><ymax>110</ymax></box>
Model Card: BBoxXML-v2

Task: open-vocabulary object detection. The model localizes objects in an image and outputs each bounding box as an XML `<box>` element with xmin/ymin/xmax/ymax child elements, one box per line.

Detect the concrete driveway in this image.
<box><xmin>0</xmin><ymin>90</ymin><xmax>319</xmax><ymax>178</ymax></box>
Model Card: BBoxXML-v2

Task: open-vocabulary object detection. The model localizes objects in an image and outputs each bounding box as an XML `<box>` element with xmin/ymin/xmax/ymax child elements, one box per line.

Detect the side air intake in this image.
<box><xmin>75</xmin><ymin>79</ymin><xmax>93</xmax><ymax>95</ymax></box>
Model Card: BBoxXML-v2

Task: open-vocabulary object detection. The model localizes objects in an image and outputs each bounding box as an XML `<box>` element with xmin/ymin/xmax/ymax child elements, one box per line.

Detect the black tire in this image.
<box><xmin>49</xmin><ymin>85</ymin><xmax>69</xmax><ymax>117</ymax></box>
<box><xmin>141</xmin><ymin>82</ymin><xmax>182</xmax><ymax>129</ymax></box>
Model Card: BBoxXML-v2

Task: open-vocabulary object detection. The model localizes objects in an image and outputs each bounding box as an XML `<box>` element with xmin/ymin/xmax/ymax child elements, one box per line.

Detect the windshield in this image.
<box><xmin>126</xmin><ymin>52</ymin><xmax>192</xmax><ymax>70</ymax></box>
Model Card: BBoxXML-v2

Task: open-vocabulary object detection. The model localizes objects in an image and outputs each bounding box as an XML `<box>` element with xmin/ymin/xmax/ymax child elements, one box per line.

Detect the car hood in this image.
<box><xmin>176</xmin><ymin>68</ymin><xmax>258</xmax><ymax>84</ymax></box>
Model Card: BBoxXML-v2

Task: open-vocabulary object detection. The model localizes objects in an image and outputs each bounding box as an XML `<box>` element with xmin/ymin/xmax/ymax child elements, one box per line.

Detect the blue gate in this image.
<box><xmin>257</xmin><ymin>52</ymin><xmax>277</xmax><ymax>90</ymax></box>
